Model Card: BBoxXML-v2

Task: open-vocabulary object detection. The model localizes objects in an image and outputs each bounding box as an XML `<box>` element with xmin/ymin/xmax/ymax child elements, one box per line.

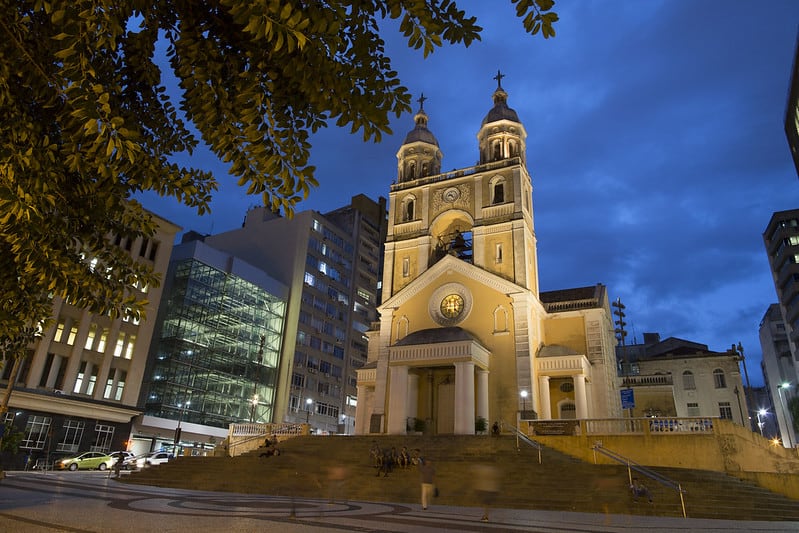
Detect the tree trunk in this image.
<box><xmin>0</xmin><ymin>355</ymin><xmax>23</xmax><ymax>416</ymax></box>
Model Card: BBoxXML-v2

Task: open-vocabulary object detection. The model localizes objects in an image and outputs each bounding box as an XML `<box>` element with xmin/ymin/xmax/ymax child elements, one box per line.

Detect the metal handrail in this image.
<box><xmin>592</xmin><ymin>443</ymin><xmax>687</xmax><ymax>518</ymax></box>
<box><xmin>507</xmin><ymin>422</ymin><xmax>542</xmax><ymax>464</ymax></box>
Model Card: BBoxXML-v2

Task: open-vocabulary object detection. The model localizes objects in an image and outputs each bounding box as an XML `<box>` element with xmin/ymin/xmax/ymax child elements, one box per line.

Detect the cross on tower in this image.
<box><xmin>417</xmin><ymin>93</ymin><xmax>427</xmax><ymax>110</ymax></box>
<box><xmin>493</xmin><ymin>70</ymin><xmax>505</xmax><ymax>88</ymax></box>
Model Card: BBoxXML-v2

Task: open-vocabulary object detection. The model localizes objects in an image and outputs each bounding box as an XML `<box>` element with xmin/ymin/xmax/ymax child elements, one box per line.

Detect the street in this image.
<box><xmin>0</xmin><ymin>470</ymin><xmax>795</xmax><ymax>532</ymax></box>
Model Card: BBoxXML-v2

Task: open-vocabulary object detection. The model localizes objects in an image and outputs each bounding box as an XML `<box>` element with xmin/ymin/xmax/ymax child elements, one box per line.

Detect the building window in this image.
<box><xmin>73</xmin><ymin>361</ymin><xmax>87</xmax><ymax>394</ymax></box>
<box><xmin>96</xmin><ymin>328</ymin><xmax>108</xmax><ymax>352</ymax></box>
<box><xmin>402</xmin><ymin>257</ymin><xmax>410</xmax><ymax>278</ymax></box>
<box><xmin>92</xmin><ymin>424</ymin><xmax>114</xmax><ymax>452</ymax></box>
<box><xmin>687</xmin><ymin>402</ymin><xmax>700</xmax><ymax>416</ymax></box>
<box><xmin>713</xmin><ymin>369</ymin><xmax>726</xmax><ymax>389</ymax></box>
<box><xmin>84</xmin><ymin>324</ymin><xmax>97</xmax><ymax>350</ymax></box>
<box><xmin>21</xmin><ymin>416</ymin><xmax>52</xmax><ymax>450</ymax></box>
<box><xmin>718</xmin><ymin>402</ymin><xmax>733</xmax><ymax>420</ymax></box>
<box><xmin>86</xmin><ymin>366</ymin><xmax>98</xmax><ymax>396</ymax></box>
<box><xmin>57</xmin><ymin>420</ymin><xmax>85</xmax><ymax>453</ymax></box>
<box><xmin>114</xmin><ymin>371</ymin><xmax>126</xmax><ymax>401</ymax></box>
<box><xmin>493</xmin><ymin>182</ymin><xmax>504</xmax><ymax>204</ymax></box>
<box><xmin>495</xmin><ymin>243</ymin><xmax>503</xmax><ymax>264</ymax></box>
<box><xmin>682</xmin><ymin>371</ymin><xmax>695</xmax><ymax>390</ymax></box>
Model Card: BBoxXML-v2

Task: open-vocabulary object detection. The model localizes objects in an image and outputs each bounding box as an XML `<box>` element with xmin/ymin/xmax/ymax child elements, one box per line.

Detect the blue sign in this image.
<box><xmin>620</xmin><ymin>388</ymin><xmax>635</xmax><ymax>409</ymax></box>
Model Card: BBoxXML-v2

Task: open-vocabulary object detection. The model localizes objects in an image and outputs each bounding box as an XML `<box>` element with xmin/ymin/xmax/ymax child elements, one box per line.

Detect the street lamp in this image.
<box><xmin>249</xmin><ymin>394</ymin><xmax>259</xmax><ymax>423</ymax></box>
<box><xmin>778</xmin><ymin>383</ymin><xmax>793</xmax><ymax>448</ymax></box>
<box><xmin>174</xmin><ymin>400</ymin><xmax>190</xmax><ymax>457</ymax></box>
<box><xmin>305</xmin><ymin>398</ymin><xmax>313</xmax><ymax>424</ymax></box>
<box><xmin>520</xmin><ymin>390</ymin><xmax>528</xmax><ymax>419</ymax></box>
<box><xmin>757</xmin><ymin>408</ymin><xmax>767</xmax><ymax>437</ymax></box>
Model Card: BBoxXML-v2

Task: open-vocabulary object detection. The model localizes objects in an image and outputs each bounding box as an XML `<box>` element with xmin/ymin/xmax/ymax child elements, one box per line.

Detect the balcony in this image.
<box><xmin>621</xmin><ymin>374</ymin><xmax>674</xmax><ymax>387</ymax></box>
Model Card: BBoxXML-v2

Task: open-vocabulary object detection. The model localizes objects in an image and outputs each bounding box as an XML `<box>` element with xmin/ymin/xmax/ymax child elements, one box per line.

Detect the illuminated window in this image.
<box><xmin>73</xmin><ymin>361</ymin><xmax>87</xmax><ymax>394</ymax></box>
<box><xmin>114</xmin><ymin>332</ymin><xmax>126</xmax><ymax>358</ymax></box>
<box><xmin>66</xmin><ymin>325</ymin><xmax>78</xmax><ymax>346</ymax></box>
<box><xmin>84</xmin><ymin>324</ymin><xmax>97</xmax><ymax>350</ymax></box>
<box><xmin>124</xmin><ymin>335</ymin><xmax>135</xmax><ymax>359</ymax></box>
<box><xmin>86</xmin><ymin>367</ymin><xmax>98</xmax><ymax>395</ymax></box>
<box><xmin>96</xmin><ymin>329</ymin><xmax>108</xmax><ymax>352</ymax></box>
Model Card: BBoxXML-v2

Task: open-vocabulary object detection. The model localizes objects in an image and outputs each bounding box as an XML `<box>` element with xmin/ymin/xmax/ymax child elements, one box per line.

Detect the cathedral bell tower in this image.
<box><xmin>382</xmin><ymin>74</ymin><xmax>538</xmax><ymax>305</ymax></box>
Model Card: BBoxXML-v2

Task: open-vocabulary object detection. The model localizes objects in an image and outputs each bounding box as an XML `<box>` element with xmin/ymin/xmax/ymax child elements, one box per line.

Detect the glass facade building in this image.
<box><xmin>141</xmin><ymin>241</ymin><xmax>287</xmax><ymax>430</ymax></box>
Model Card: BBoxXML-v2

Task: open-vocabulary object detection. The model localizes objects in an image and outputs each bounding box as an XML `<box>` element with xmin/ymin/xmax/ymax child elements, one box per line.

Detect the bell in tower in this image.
<box><xmin>396</xmin><ymin>94</ymin><xmax>443</xmax><ymax>183</ymax></box>
<box><xmin>478</xmin><ymin>70</ymin><xmax>527</xmax><ymax>165</ymax></box>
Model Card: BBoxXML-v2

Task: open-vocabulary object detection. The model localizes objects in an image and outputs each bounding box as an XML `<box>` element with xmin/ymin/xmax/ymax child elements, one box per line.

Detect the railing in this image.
<box><xmin>507</xmin><ymin>421</ymin><xmax>542</xmax><ymax>464</ymax></box>
<box><xmin>621</xmin><ymin>374</ymin><xmax>673</xmax><ymax>387</ymax></box>
<box><xmin>391</xmin><ymin>157</ymin><xmax>521</xmax><ymax>192</ymax></box>
<box><xmin>583</xmin><ymin>417</ymin><xmax>715</xmax><ymax>436</ymax></box>
<box><xmin>227</xmin><ymin>422</ymin><xmax>308</xmax><ymax>457</ymax></box>
<box><xmin>592</xmin><ymin>443</ymin><xmax>687</xmax><ymax>518</ymax></box>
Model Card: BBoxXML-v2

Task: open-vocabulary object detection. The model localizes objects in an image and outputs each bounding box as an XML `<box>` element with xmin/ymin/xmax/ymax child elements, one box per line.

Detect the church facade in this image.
<box><xmin>355</xmin><ymin>77</ymin><xmax>621</xmax><ymax>435</ymax></box>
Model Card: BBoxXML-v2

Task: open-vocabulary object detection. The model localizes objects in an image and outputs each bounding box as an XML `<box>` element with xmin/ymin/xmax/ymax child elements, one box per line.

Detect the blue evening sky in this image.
<box><xmin>140</xmin><ymin>1</ymin><xmax>799</xmax><ymax>387</ymax></box>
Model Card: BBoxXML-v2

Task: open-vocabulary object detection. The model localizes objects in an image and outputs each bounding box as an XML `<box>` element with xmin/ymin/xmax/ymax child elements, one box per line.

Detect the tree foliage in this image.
<box><xmin>0</xmin><ymin>1</ymin><xmax>556</xmax><ymax>376</ymax></box>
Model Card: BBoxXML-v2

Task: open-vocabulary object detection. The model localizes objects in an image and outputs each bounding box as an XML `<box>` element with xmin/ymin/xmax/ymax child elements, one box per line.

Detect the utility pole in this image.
<box><xmin>736</xmin><ymin>342</ymin><xmax>754</xmax><ymax>431</ymax></box>
<box><xmin>612</xmin><ymin>298</ymin><xmax>633</xmax><ymax>418</ymax></box>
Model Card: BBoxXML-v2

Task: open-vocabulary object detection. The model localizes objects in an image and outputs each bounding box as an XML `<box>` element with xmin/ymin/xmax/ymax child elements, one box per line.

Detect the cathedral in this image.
<box><xmin>354</xmin><ymin>75</ymin><xmax>621</xmax><ymax>435</ymax></box>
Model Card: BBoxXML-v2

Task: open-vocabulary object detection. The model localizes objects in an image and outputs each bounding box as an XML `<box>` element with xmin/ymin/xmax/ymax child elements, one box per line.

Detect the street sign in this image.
<box><xmin>620</xmin><ymin>388</ymin><xmax>635</xmax><ymax>410</ymax></box>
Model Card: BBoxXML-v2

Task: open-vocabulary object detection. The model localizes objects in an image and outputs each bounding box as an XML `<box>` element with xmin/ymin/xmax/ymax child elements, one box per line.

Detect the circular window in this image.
<box><xmin>429</xmin><ymin>283</ymin><xmax>472</xmax><ymax>326</ymax></box>
<box><xmin>560</xmin><ymin>382</ymin><xmax>574</xmax><ymax>393</ymax></box>
<box><xmin>440</xmin><ymin>294</ymin><xmax>464</xmax><ymax>319</ymax></box>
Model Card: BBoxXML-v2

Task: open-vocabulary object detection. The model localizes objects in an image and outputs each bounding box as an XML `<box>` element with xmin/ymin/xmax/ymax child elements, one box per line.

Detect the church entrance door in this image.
<box><xmin>437</xmin><ymin>381</ymin><xmax>455</xmax><ymax>434</ymax></box>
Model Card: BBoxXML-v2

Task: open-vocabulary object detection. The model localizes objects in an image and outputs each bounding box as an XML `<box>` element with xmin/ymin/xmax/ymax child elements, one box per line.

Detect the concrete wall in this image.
<box><xmin>529</xmin><ymin>418</ymin><xmax>799</xmax><ymax>499</ymax></box>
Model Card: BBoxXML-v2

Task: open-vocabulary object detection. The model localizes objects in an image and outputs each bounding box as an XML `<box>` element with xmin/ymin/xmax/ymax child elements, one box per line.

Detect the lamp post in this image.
<box><xmin>520</xmin><ymin>390</ymin><xmax>528</xmax><ymax>419</ymax></box>
<box><xmin>249</xmin><ymin>335</ymin><xmax>265</xmax><ymax>423</ymax></box>
<box><xmin>174</xmin><ymin>400</ymin><xmax>190</xmax><ymax>457</ymax></box>
<box><xmin>249</xmin><ymin>395</ymin><xmax>259</xmax><ymax>423</ymax></box>
<box><xmin>779</xmin><ymin>383</ymin><xmax>793</xmax><ymax>448</ymax></box>
<box><xmin>733</xmin><ymin>386</ymin><xmax>744</xmax><ymax>425</ymax></box>
<box><xmin>305</xmin><ymin>398</ymin><xmax>313</xmax><ymax>424</ymax></box>
<box><xmin>757</xmin><ymin>408</ymin><xmax>767</xmax><ymax>437</ymax></box>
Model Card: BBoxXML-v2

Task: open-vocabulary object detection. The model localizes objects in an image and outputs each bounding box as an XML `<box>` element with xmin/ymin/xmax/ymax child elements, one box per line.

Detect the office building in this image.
<box><xmin>133</xmin><ymin>238</ymin><xmax>288</xmax><ymax>455</ymax></box>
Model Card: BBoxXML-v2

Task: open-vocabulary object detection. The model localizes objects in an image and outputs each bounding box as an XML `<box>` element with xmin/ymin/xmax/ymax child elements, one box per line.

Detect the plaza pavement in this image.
<box><xmin>0</xmin><ymin>470</ymin><xmax>796</xmax><ymax>532</ymax></box>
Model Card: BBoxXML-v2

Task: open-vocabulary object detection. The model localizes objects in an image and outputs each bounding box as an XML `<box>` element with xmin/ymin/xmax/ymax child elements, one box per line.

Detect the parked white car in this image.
<box><xmin>137</xmin><ymin>451</ymin><xmax>172</xmax><ymax>468</ymax></box>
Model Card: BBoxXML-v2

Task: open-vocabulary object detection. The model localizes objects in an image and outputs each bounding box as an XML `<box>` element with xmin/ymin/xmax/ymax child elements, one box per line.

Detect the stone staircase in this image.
<box><xmin>120</xmin><ymin>434</ymin><xmax>799</xmax><ymax>521</ymax></box>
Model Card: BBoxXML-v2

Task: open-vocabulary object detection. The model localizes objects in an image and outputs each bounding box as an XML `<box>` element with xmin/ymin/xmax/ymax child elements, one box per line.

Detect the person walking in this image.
<box><xmin>473</xmin><ymin>463</ymin><xmax>500</xmax><ymax>522</ymax></box>
<box><xmin>419</xmin><ymin>458</ymin><xmax>436</xmax><ymax>510</ymax></box>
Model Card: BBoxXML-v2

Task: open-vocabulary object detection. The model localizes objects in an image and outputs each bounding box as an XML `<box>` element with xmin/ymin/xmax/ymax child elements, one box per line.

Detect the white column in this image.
<box><xmin>407</xmin><ymin>373</ymin><xmax>419</xmax><ymax>421</ymax></box>
<box><xmin>538</xmin><ymin>375</ymin><xmax>552</xmax><ymax>420</ymax></box>
<box><xmin>574</xmin><ymin>374</ymin><xmax>588</xmax><ymax>419</ymax></box>
<box><xmin>387</xmin><ymin>365</ymin><xmax>409</xmax><ymax>434</ymax></box>
<box><xmin>454</xmin><ymin>361</ymin><xmax>475</xmax><ymax>434</ymax></box>
<box><xmin>476</xmin><ymin>369</ymin><xmax>489</xmax><ymax>424</ymax></box>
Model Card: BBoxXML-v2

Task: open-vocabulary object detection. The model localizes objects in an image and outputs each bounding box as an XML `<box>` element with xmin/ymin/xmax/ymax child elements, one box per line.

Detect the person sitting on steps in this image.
<box><xmin>630</xmin><ymin>477</ymin><xmax>653</xmax><ymax>503</ymax></box>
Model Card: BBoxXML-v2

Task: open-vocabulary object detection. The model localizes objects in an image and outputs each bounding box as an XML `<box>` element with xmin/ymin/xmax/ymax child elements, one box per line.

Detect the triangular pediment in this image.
<box><xmin>379</xmin><ymin>254</ymin><xmax>530</xmax><ymax>312</ymax></box>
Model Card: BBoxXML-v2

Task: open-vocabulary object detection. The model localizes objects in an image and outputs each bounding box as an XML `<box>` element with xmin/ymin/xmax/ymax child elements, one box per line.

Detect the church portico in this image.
<box><xmin>385</xmin><ymin>328</ymin><xmax>491</xmax><ymax>435</ymax></box>
<box><xmin>536</xmin><ymin>350</ymin><xmax>592</xmax><ymax>420</ymax></box>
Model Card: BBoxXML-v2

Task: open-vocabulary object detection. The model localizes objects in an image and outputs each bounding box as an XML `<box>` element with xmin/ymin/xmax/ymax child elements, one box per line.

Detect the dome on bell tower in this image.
<box><xmin>477</xmin><ymin>71</ymin><xmax>527</xmax><ymax>165</ymax></box>
<box><xmin>396</xmin><ymin>94</ymin><xmax>443</xmax><ymax>183</ymax></box>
